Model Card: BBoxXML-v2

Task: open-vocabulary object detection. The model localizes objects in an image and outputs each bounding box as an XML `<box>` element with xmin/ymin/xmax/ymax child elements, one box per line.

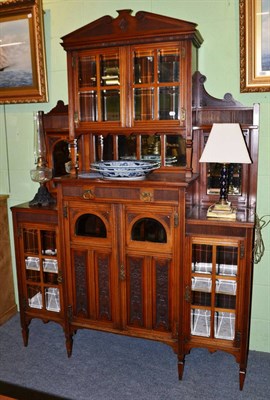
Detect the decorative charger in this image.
<box><xmin>90</xmin><ymin>160</ymin><xmax>159</xmax><ymax>180</ymax></box>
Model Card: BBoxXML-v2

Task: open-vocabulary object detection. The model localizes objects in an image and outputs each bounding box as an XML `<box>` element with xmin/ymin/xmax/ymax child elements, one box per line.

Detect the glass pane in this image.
<box><xmin>158</xmin><ymin>86</ymin><xmax>179</xmax><ymax>120</ymax></box>
<box><xmin>134</xmin><ymin>88</ymin><xmax>154</xmax><ymax>120</ymax></box>
<box><xmin>75</xmin><ymin>214</ymin><xmax>107</xmax><ymax>238</ymax></box>
<box><xmin>118</xmin><ymin>135</ymin><xmax>137</xmax><ymax>159</ymax></box>
<box><xmin>192</xmin><ymin>291</ymin><xmax>211</xmax><ymax>307</ymax></box>
<box><xmin>43</xmin><ymin>272</ymin><xmax>58</xmax><ymax>285</ymax></box>
<box><xmin>216</xmin><ymin>279</ymin><xmax>236</xmax><ymax>296</ymax></box>
<box><xmin>216</xmin><ymin>246</ymin><xmax>238</xmax><ymax>276</ymax></box>
<box><xmin>214</xmin><ymin>311</ymin><xmax>235</xmax><ymax>340</ymax></box>
<box><xmin>26</xmin><ymin>269</ymin><xmax>40</xmax><ymax>282</ymax></box>
<box><xmin>25</xmin><ymin>256</ymin><xmax>40</xmax><ymax>270</ymax></box>
<box><xmin>28</xmin><ymin>286</ymin><xmax>42</xmax><ymax>309</ymax></box>
<box><xmin>23</xmin><ymin>229</ymin><xmax>38</xmax><ymax>254</ymax></box>
<box><xmin>158</xmin><ymin>48</ymin><xmax>180</xmax><ymax>83</ymax></box>
<box><xmin>102</xmin><ymin>90</ymin><xmax>120</xmax><ymax>121</ymax></box>
<box><xmin>41</xmin><ymin>231</ymin><xmax>56</xmax><ymax>255</ymax></box>
<box><xmin>131</xmin><ymin>218</ymin><xmax>167</xmax><ymax>243</ymax></box>
<box><xmin>78</xmin><ymin>55</ymin><xmax>96</xmax><ymax>87</ymax></box>
<box><xmin>79</xmin><ymin>91</ymin><xmax>97</xmax><ymax>122</ymax></box>
<box><xmin>192</xmin><ymin>244</ymin><xmax>213</xmax><ymax>274</ymax></box>
<box><xmin>134</xmin><ymin>50</ymin><xmax>154</xmax><ymax>84</ymax></box>
<box><xmin>141</xmin><ymin>135</ymin><xmax>160</xmax><ymax>158</ymax></box>
<box><xmin>165</xmin><ymin>135</ymin><xmax>186</xmax><ymax>166</ymax></box>
<box><xmin>100</xmin><ymin>54</ymin><xmax>119</xmax><ymax>86</ymax></box>
<box><xmin>192</xmin><ymin>277</ymin><xmax>212</xmax><ymax>293</ymax></box>
<box><xmin>52</xmin><ymin>140</ymin><xmax>70</xmax><ymax>177</ymax></box>
<box><xmin>45</xmin><ymin>288</ymin><xmax>60</xmax><ymax>312</ymax></box>
<box><xmin>191</xmin><ymin>309</ymin><xmax>211</xmax><ymax>337</ymax></box>
<box><xmin>215</xmin><ymin>293</ymin><xmax>236</xmax><ymax>309</ymax></box>
<box><xmin>93</xmin><ymin>134</ymin><xmax>113</xmax><ymax>161</ymax></box>
<box><xmin>207</xmin><ymin>163</ymin><xmax>242</xmax><ymax>196</ymax></box>
<box><xmin>43</xmin><ymin>258</ymin><xmax>58</xmax><ymax>273</ymax></box>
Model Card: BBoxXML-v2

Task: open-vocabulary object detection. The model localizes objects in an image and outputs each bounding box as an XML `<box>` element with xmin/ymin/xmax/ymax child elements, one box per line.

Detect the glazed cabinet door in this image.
<box><xmin>71</xmin><ymin>47</ymin><xmax>123</xmax><ymax>129</ymax></box>
<box><xmin>184</xmin><ymin>236</ymin><xmax>244</xmax><ymax>348</ymax></box>
<box><xmin>63</xmin><ymin>202</ymin><xmax>120</xmax><ymax>330</ymax></box>
<box><xmin>70</xmin><ymin>42</ymin><xmax>187</xmax><ymax>131</ymax></box>
<box><xmin>131</xmin><ymin>42</ymin><xmax>187</xmax><ymax>128</ymax></box>
<box><xmin>17</xmin><ymin>223</ymin><xmax>63</xmax><ymax>319</ymax></box>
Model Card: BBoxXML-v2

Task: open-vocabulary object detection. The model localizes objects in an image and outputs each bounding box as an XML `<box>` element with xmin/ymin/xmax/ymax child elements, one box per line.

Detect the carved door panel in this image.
<box><xmin>126</xmin><ymin>254</ymin><xmax>172</xmax><ymax>332</ymax></box>
<box><xmin>123</xmin><ymin>205</ymin><xmax>178</xmax><ymax>338</ymax></box>
<box><xmin>64</xmin><ymin>203</ymin><xmax>120</xmax><ymax>329</ymax></box>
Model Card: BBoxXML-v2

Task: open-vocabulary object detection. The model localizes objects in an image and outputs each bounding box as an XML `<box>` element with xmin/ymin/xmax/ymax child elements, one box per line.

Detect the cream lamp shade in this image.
<box><xmin>199</xmin><ymin>123</ymin><xmax>252</xmax><ymax>164</ymax></box>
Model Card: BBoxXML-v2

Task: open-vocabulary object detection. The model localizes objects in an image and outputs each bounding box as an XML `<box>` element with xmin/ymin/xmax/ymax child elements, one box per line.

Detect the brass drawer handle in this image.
<box><xmin>83</xmin><ymin>189</ymin><xmax>95</xmax><ymax>200</ymax></box>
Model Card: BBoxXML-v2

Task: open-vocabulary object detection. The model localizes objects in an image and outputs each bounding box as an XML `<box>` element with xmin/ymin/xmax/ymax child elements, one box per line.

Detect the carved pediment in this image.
<box><xmin>61</xmin><ymin>9</ymin><xmax>203</xmax><ymax>50</ymax></box>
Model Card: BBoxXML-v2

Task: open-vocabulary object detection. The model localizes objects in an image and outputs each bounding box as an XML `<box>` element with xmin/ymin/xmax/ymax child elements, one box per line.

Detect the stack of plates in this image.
<box><xmin>90</xmin><ymin>160</ymin><xmax>159</xmax><ymax>180</ymax></box>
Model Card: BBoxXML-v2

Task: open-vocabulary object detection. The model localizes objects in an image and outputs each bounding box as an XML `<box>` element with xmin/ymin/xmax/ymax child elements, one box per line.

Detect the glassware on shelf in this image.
<box><xmin>43</xmin><ymin>259</ymin><xmax>58</xmax><ymax>273</ymax></box>
<box><xmin>25</xmin><ymin>256</ymin><xmax>40</xmax><ymax>271</ymax></box>
<box><xmin>192</xmin><ymin>262</ymin><xmax>212</xmax><ymax>274</ymax></box>
<box><xmin>192</xmin><ymin>277</ymin><xmax>212</xmax><ymax>292</ymax></box>
<box><xmin>28</xmin><ymin>290</ymin><xmax>42</xmax><ymax>309</ymax></box>
<box><xmin>45</xmin><ymin>288</ymin><xmax>60</xmax><ymax>312</ymax></box>
<box><xmin>191</xmin><ymin>309</ymin><xmax>211</xmax><ymax>337</ymax></box>
<box><xmin>214</xmin><ymin>311</ymin><xmax>235</xmax><ymax>340</ymax></box>
<box><xmin>216</xmin><ymin>279</ymin><xmax>236</xmax><ymax>295</ymax></box>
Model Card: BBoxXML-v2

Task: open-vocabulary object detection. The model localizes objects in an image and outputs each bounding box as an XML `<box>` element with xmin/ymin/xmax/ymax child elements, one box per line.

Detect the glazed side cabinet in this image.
<box><xmin>11</xmin><ymin>204</ymin><xmax>66</xmax><ymax>346</ymax></box>
<box><xmin>180</xmin><ymin>207</ymin><xmax>255</xmax><ymax>390</ymax></box>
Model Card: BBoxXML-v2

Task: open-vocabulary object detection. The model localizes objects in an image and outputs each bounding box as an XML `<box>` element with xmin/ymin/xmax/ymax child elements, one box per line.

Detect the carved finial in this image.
<box><xmin>116</xmin><ymin>10</ymin><xmax>133</xmax><ymax>31</ymax></box>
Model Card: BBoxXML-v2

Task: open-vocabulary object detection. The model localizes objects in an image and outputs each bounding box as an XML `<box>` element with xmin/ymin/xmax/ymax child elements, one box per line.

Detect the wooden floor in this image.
<box><xmin>0</xmin><ymin>396</ymin><xmax>15</xmax><ymax>400</ymax></box>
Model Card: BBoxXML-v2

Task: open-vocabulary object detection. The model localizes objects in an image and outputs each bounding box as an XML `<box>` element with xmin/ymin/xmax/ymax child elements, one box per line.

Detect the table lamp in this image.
<box><xmin>199</xmin><ymin>123</ymin><xmax>252</xmax><ymax>219</ymax></box>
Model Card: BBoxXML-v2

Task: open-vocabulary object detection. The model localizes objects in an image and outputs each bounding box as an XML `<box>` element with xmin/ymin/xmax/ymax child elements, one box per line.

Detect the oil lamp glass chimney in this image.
<box><xmin>29</xmin><ymin>111</ymin><xmax>55</xmax><ymax>207</ymax></box>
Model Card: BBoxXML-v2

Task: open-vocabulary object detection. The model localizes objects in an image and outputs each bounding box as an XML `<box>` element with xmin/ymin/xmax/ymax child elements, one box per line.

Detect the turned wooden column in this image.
<box><xmin>0</xmin><ymin>195</ymin><xmax>17</xmax><ymax>324</ymax></box>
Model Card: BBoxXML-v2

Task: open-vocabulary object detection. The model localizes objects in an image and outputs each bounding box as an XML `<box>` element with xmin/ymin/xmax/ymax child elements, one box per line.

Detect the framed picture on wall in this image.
<box><xmin>240</xmin><ymin>0</ymin><xmax>270</xmax><ymax>92</ymax></box>
<box><xmin>0</xmin><ymin>0</ymin><xmax>48</xmax><ymax>103</ymax></box>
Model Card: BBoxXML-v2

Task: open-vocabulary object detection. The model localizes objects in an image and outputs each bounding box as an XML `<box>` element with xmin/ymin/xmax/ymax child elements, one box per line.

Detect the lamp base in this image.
<box><xmin>207</xmin><ymin>202</ymin><xmax>236</xmax><ymax>220</ymax></box>
<box><xmin>29</xmin><ymin>185</ymin><xmax>56</xmax><ymax>207</ymax></box>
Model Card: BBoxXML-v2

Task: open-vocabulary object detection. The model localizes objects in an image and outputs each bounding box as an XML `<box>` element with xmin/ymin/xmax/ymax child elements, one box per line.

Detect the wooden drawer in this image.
<box><xmin>62</xmin><ymin>184</ymin><xmax>179</xmax><ymax>204</ymax></box>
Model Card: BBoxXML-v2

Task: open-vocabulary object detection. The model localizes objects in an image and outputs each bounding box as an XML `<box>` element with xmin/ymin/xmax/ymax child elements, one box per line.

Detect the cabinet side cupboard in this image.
<box><xmin>11</xmin><ymin>10</ymin><xmax>259</xmax><ymax>390</ymax></box>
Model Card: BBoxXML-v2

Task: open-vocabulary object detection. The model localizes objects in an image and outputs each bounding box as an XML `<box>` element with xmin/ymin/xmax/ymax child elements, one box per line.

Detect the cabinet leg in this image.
<box><xmin>21</xmin><ymin>326</ymin><xmax>29</xmax><ymax>347</ymax></box>
<box><xmin>178</xmin><ymin>356</ymin><xmax>185</xmax><ymax>380</ymax></box>
<box><xmin>65</xmin><ymin>334</ymin><xmax>73</xmax><ymax>358</ymax></box>
<box><xmin>239</xmin><ymin>368</ymin><xmax>246</xmax><ymax>390</ymax></box>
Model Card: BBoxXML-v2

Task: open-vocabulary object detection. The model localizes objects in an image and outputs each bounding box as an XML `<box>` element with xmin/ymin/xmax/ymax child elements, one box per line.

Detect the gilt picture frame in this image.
<box><xmin>240</xmin><ymin>0</ymin><xmax>270</xmax><ymax>92</ymax></box>
<box><xmin>0</xmin><ymin>0</ymin><xmax>48</xmax><ymax>103</ymax></box>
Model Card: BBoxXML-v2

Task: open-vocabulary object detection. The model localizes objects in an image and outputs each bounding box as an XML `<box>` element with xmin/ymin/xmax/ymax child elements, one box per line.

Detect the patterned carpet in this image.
<box><xmin>0</xmin><ymin>314</ymin><xmax>269</xmax><ymax>400</ymax></box>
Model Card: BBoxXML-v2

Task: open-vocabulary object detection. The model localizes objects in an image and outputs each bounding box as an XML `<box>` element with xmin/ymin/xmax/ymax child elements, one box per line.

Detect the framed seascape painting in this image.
<box><xmin>0</xmin><ymin>0</ymin><xmax>48</xmax><ymax>103</ymax></box>
<box><xmin>240</xmin><ymin>0</ymin><xmax>270</xmax><ymax>92</ymax></box>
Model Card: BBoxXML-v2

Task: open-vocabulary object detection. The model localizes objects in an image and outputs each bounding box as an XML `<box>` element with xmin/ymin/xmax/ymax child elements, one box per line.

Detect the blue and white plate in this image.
<box><xmin>90</xmin><ymin>160</ymin><xmax>159</xmax><ymax>179</ymax></box>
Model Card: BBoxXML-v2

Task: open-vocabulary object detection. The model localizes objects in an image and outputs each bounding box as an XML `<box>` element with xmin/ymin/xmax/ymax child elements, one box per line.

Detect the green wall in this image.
<box><xmin>0</xmin><ymin>0</ymin><xmax>269</xmax><ymax>352</ymax></box>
